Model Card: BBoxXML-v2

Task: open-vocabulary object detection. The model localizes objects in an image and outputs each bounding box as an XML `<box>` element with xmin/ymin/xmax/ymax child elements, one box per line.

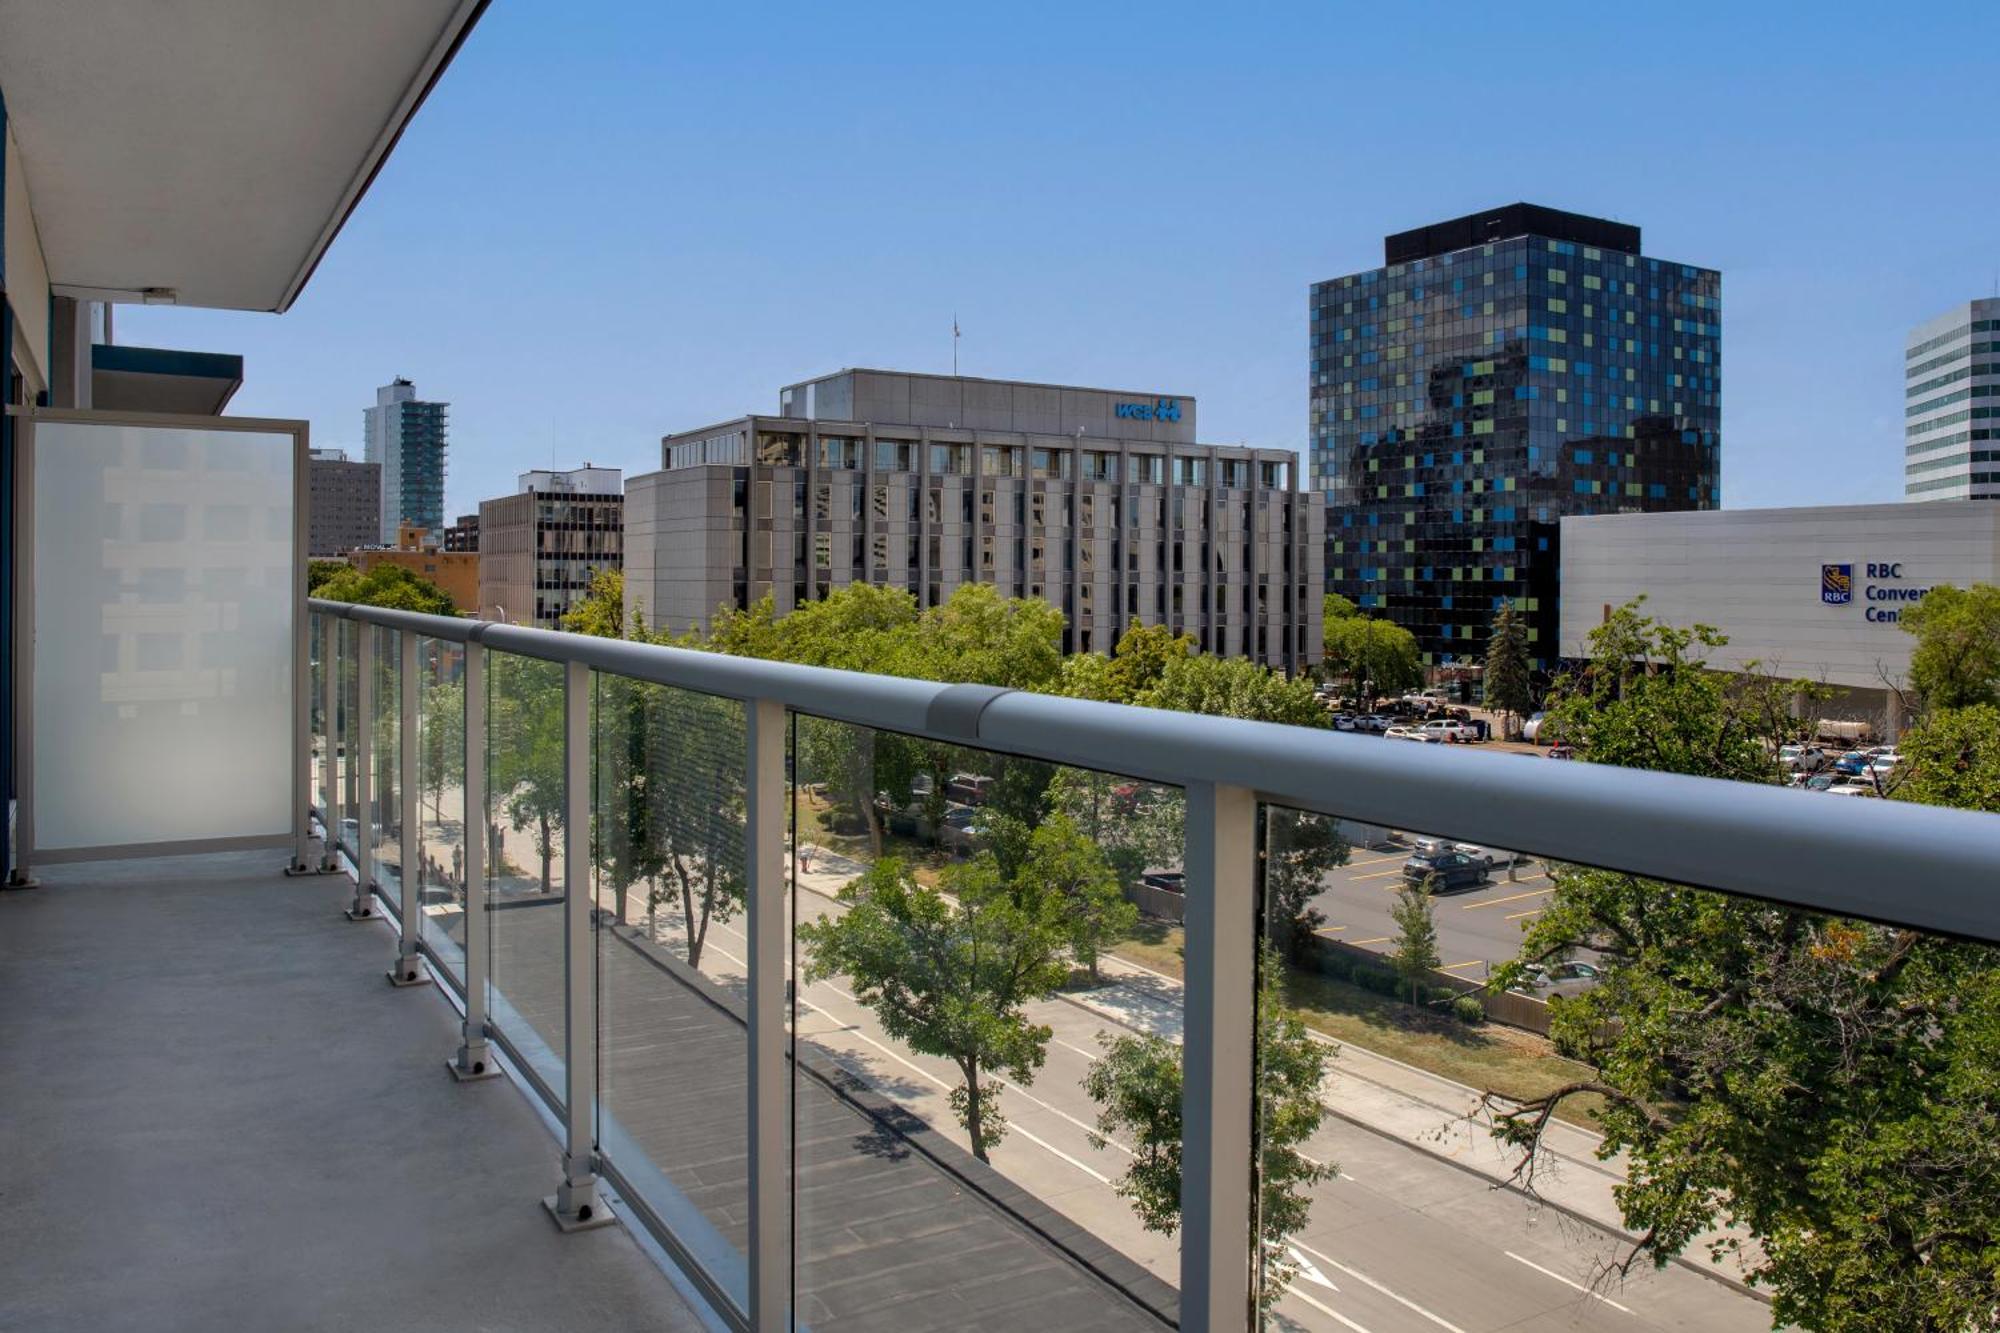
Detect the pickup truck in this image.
<box><xmin>1421</xmin><ymin>719</ymin><xmax>1476</xmax><ymax>743</ymax></box>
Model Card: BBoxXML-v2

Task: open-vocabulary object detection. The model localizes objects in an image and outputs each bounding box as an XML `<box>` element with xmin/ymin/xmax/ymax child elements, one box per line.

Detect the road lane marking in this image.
<box><xmin>1460</xmin><ymin>886</ymin><xmax>1554</xmax><ymax>911</ymax></box>
<box><xmin>1291</xmin><ymin>1240</ymin><xmax>1470</xmax><ymax>1333</ymax></box>
<box><xmin>1504</xmin><ymin>908</ymin><xmax>1544</xmax><ymax>921</ymax></box>
<box><xmin>1343</xmin><ymin>852</ymin><xmax>1412</xmax><ymax>868</ymax></box>
<box><xmin>1505</xmin><ymin>1252</ymin><xmax>1635</xmax><ymax>1314</ymax></box>
<box><xmin>1438</xmin><ymin>960</ymin><xmax>1484</xmax><ymax>973</ymax></box>
<box><xmin>1349</xmin><ymin>866</ymin><xmax>1408</xmax><ymax>882</ymax></box>
<box><xmin>1283</xmin><ymin>1284</ymin><xmax>1373</xmax><ymax>1332</ymax></box>
<box><xmin>1320</xmin><ymin>924</ymin><xmax>1348</xmax><ymax>932</ymax></box>
<box><xmin>1350</xmin><ymin>936</ymin><xmax>1390</xmax><ymax>946</ymax></box>
<box><xmin>696</xmin><ymin>928</ymin><xmax>1120</xmax><ymax>1179</ymax></box>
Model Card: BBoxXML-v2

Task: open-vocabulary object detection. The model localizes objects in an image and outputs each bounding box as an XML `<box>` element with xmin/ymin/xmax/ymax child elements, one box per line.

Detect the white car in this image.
<box><xmin>1866</xmin><ymin>749</ymin><xmax>1902</xmax><ymax>776</ymax></box>
<box><xmin>1384</xmin><ymin>725</ymin><xmax>1434</xmax><ymax>742</ymax></box>
<box><xmin>1822</xmin><ymin>775</ymin><xmax>1877</xmax><ymax>797</ymax></box>
<box><xmin>1421</xmin><ymin>719</ymin><xmax>1475</xmax><ymax>743</ymax></box>
<box><xmin>1522</xmin><ymin>711</ymin><xmax>1549</xmax><ymax>742</ymax></box>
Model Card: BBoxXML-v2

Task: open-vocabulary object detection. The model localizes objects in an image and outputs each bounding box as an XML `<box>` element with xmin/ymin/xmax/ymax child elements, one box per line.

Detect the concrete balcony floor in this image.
<box><xmin>0</xmin><ymin>848</ymin><xmax>708</xmax><ymax>1333</ymax></box>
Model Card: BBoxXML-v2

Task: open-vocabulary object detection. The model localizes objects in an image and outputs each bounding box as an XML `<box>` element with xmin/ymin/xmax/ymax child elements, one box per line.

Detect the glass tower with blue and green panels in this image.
<box><xmin>1310</xmin><ymin>204</ymin><xmax>1719</xmax><ymax>675</ymax></box>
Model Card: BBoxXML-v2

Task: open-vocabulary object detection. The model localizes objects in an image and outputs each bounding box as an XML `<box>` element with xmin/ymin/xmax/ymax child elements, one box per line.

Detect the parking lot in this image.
<box><xmin>1309</xmin><ymin>835</ymin><xmax>1598</xmax><ymax>991</ymax></box>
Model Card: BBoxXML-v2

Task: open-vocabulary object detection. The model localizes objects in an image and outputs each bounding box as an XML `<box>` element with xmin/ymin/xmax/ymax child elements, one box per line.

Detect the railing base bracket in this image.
<box><xmin>343</xmin><ymin>905</ymin><xmax>375</xmax><ymax>922</ymax></box>
<box><xmin>446</xmin><ymin>1052</ymin><xmax>500</xmax><ymax>1082</ymax></box>
<box><xmin>386</xmin><ymin>959</ymin><xmax>432</xmax><ymax>988</ymax></box>
<box><xmin>2</xmin><ymin>872</ymin><xmax>40</xmax><ymax>891</ymax></box>
<box><xmin>542</xmin><ymin>1190</ymin><xmax>615</xmax><ymax>1234</ymax></box>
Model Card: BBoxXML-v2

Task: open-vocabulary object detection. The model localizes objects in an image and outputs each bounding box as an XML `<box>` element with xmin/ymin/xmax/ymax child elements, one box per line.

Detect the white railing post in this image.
<box><xmin>1182</xmin><ymin>780</ymin><xmax>1257</xmax><ymax>1333</ymax></box>
<box><xmin>284</xmin><ymin>610</ymin><xmax>319</xmax><ymax>876</ymax></box>
<box><xmin>344</xmin><ymin>620</ymin><xmax>377</xmax><ymax>921</ymax></box>
<box><xmin>317</xmin><ymin>614</ymin><xmax>340</xmax><ymax>872</ymax></box>
<box><xmin>546</xmin><ymin>658</ymin><xmax>611</xmax><ymax>1231</ymax></box>
<box><xmin>389</xmin><ymin>629</ymin><xmax>429</xmax><ymax>987</ymax></box>
<box><xmin>746</xmin><ymin>697</ymin><xmax>789</xmax><ymax>1331</ymax></box>
<box><xmin>450</xmin><ymin>638</ymin><xmax>499</xmax><ymax>1079</ymax></box>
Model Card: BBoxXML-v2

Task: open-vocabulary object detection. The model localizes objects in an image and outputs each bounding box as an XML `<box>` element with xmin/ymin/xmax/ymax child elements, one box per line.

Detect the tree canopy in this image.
<box><xmin>1489</xmin><ymin>600</ymin><xmax>2000</xmax><ymax>1332</ymax></box>
<box><xmin>1322</xmin><ymin>612</ymin><xmax>1422</xmax><ymax>702</ymax></box>
<box><xmin>1900</xmin><ymin>581</ymin><xmax>2000</xmax><ymax>711</ymax></box>
<box><xmin>314</xmin><ymin>561</ymin><xmax>459</xmax><ymax>616</ymax></box>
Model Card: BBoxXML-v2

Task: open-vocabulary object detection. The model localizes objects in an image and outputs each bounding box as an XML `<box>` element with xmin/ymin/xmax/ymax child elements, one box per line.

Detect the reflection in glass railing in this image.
<box><xmin>789</xmin><ymin>717</ymin><xmax>1179</xmax><ymax>1331</ymax></box>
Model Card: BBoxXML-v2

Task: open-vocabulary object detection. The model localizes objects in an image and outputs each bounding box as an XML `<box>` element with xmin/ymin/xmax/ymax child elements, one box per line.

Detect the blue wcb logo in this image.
<box><xmin>1821</xmin><ymin>563</ymin><xmax>1853</xmax><ymax>605</ymax></box>
<box><xmin>1115</xmin><ymin>398</ymin><xmax>1183</xmax><ymax>422</ymax></box>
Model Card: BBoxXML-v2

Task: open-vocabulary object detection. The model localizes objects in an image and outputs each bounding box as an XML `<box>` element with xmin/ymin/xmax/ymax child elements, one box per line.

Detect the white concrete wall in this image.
<box><xmin>1560</xmin><ymin>501</ymin><xmax>2000</xmax><ymax>690</ymax></box>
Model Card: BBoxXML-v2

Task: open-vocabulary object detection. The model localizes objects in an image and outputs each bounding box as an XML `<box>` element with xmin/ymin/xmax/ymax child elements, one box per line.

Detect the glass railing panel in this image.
<box><xmin>336</xmin><ymin>617</ymin><xmax>359</xmax><ymax>863</ymax></box>
<box><xmin>591</xmin><ymin>669</ymin><xmax>749</xmax><ymax>1315</ymax></box>
<box><xmin>417</xmin><ymin>636</ymin><xmax>468</xmax><ymax>986</ymax></box>
<box><xmin>1245</xmin><ymin>799</ymin><xmax>1898</xmax><ymax>1332</ymax></box>
<box><xmin>369</xmin><ymin>626</ymin><xmax>403</xmax><ymax>916</ymax></box>
<box><xmin>483</xmin><ymin>648</ymin><xmax>568</xmax><ymax>1098</ymax></box>
<box><xmin>308</xmin><ymin>610</ymin><xmax>328</xmax><ymax>827</ymax></box>
<box><xmin>788</xmin><ymin>716</ymin><xmax>1180</xmax><ymax>1331</ymax></box>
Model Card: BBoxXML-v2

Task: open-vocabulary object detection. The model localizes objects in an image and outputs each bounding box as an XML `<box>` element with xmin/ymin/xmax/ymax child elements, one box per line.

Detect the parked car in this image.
<box><xmin>1140</xmin><ymin>871</ymin><xmax>1186</xmax><ymax>895</ymax></box>
<box><xmin>1409</xmin><ymin>838</ymin><xmax>1511</xmax><ymax>870</ymax></box>
<box><xmin>1402</xmin><ymin>850</ymin><xmax>1488</xmax><ymax>893</ymax></box>
<box><xmin>1546</xmin><ymin>743</ymin><xmax>1576</xmax><ymax>760</ymax></box>
<box><xmin>1384</xmin><ymin>725</ymin><xmax>1434</xmax><ymax>742</ymax></box>
<box><xmin>1420</xmin><ymin>719</ymin><xmax>1476</xmax><ymax>743</ymax></box>
<box><xmin>1330</xmin><ymin>712</ymin><xmax>1358</xmax><ymax>732</ymax></box>
<box><xmin>1358</xmin><ymin>713</ymin><xmax>1394</xmax><ymax>734</ymax></box>
<box><xmin>1521</xmin><ymin>711</ymin><xmax>1549</xmax><ymax>742</ymax></box>
<box><xmin>1450</xmin><ymin>843</ymin><xmax>1513</xmax><ymax>870</ymax></box>
<box><xmin>1821</xmin><ymin>775</ymin><xmax>1878</xmax><ymax>797</ymax></box>
<box><xmin>947</xmin><ymin>773</ymin><xmax>994</xmax><ymax>805</ymax></box>
<box><xmin>1866</xmin><ymin>749</ymin><xmax>1902</xmax><ymax>776</ymax></box>
<box><xmin>1516</xmin><ymin>959</ymin><xmax>1606</xmax><ymax>995</ymax></box>
<box><xmin>939</xmin><ymin>803</ymin><xmax>984</xmax><ymax>848</ymax></box>
<box><xmin>1832</xmin><ymin>750</ymin><xmax>1872</xmax><ymax>776</ymax></box>
<box><xmin>1778</xmin><ymin>744</ymin><xmax>1831</xmax><ymax>774</ymax></box>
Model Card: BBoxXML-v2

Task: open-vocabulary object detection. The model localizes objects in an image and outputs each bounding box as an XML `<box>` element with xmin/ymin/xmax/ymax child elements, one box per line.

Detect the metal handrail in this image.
<box><xmin>308</xmin><ymin>597</ymin><xmax>2000</xmax><ymax>945</ymax></box>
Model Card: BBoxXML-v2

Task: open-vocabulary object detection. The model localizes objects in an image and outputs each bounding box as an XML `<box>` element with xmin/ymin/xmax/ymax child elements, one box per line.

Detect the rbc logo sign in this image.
<box><xmin>1114</xmin><ymin>398</ymin><xmax>1183</xmax><ymax>422</ymax></box>
<box><xmin>1820</xmin><ymin>564</ymin><xmax>1853</xmax><ymax>605</ymax></box>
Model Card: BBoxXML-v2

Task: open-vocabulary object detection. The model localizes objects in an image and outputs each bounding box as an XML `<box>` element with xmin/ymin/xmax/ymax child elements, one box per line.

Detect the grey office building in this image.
<box><xmin>624</xmin><ymin>369</ymin><xmax>1323</xmax><ymax>672</ymax></box>
<box><xmin>306</xmin><ymin>447</ymin><xmax>381</xmax><ymax>556</ymax></box>
<box><xmin>1904</xmin><ymin>297</ymin><xmax>2000</xmax><ymax>501</ymax></box>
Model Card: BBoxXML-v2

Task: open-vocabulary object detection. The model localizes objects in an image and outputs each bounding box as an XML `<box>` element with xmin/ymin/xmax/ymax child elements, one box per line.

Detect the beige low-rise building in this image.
<box><xmin>624</xmin><ymin>369</ymin><xmax>1323</xmax><ymax>672</ymax></box>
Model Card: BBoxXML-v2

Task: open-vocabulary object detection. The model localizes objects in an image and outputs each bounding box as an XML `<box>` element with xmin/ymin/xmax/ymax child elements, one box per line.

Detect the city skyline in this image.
<box><xmin>110</xmin><ymin>3</ymin><xmax>2000</xmax><ymax>523</ymax></box>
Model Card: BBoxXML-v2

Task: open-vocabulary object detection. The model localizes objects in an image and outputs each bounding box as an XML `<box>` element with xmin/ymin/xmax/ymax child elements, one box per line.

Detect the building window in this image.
<box><xmin>757</xmin><ymin>432</ymin><xmax>803</xmax><ymax>466</ymax></box>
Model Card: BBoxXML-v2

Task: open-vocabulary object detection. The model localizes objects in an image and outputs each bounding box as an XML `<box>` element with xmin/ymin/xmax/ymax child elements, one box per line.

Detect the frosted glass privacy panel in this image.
<box><xmin>31</xmin><ymin>419</ymin><xmax>298</xmax><ymax>852</ymax></box>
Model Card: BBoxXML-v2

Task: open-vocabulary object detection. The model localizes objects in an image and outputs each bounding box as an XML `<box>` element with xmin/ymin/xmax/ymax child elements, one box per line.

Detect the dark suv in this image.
<box><xmin>1401</xmin><ymin>850</ymin><xmax>1488</xmax><ymax>893</ymax></box>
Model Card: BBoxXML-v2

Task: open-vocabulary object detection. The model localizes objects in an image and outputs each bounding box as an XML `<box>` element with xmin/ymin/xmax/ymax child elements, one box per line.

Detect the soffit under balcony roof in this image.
<box><xmin>0</xmin><ymin>0</ymin><xmax>486</xmax><ymax>313</ymax></box>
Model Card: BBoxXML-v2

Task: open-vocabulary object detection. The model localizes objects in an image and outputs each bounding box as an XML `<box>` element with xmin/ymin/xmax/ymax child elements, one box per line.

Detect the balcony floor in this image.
<box><xmin>0</xmin><ymin>848</ymin><xmax>707</xmax><ymax>1333</ymax></box>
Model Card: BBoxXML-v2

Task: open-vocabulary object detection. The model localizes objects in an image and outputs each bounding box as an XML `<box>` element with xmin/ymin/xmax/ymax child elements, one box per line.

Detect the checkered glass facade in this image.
<box><xmin>1310</xmin><ymin>236</ymin><xmax>1720</xmax><ymax>670</ymax></box>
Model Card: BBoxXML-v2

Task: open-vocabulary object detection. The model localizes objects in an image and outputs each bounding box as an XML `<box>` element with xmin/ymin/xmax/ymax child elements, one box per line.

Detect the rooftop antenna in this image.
<box><xmin>952</xmin><ymin>314</ymin><xmax>961</xmax><ymax>377</ymax></box>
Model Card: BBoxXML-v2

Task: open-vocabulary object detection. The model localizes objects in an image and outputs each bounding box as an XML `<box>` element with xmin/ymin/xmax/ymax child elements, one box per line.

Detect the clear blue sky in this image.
<box><xmin>120</xmin><ymin>2</ymin><xmax>2000</xmax><ymax>519</ymax></box>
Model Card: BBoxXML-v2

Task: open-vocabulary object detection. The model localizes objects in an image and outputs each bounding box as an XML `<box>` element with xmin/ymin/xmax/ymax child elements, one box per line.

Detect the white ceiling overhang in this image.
<box><xmin>0</xmin><ymin>0</ymin><xmax>486</xmax><ymax>312</ymax></box>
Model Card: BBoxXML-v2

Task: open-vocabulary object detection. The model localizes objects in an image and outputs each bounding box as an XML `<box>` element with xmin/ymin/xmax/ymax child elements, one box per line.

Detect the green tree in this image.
<box><xmin>1264</xmin><ymin>808</ymin><xmax>1347</xmax><ymax>963</ymax></box>
<box><xmin>308</xmin><ymin>559</ymin><xmax>348</xmax><ymax>594</ymax></box>
<box><xmin>1322</xmin><ymin>613</ymin><xmax>1422</xmax><ymax>704</ymax></box>
<box><xmin>315</xmin><ymin>561</ymin><xmax>459</xmax><ymax>616</ymax></box>
<box><xmin>1388</xmin><ymin>883</ymin><xmax>1441</xmax><ymax>1005</ymax></box>
<box><xmin>1483</xmin><ymin>600</ymin><xmax>1534</xmax><ymax>738</ymax></box>
<box><xmin>562</xmin><ymin>567</ymin><xmax>625</xmax><ymax>638</ymax></box>
<box><xmin>1083</xmin><ymin>948</ymin><xmax>1335</xmax><ymax>1306</ymax></box>
<box><xmin>644</xmin><ymin>683</ymin><xmax>747</xmax><ymax>966</ymax></box>
<box><xmin>1139</xmin><ymin>653</ymin><xmax>1331</xmax><ymax>728</ymax></box>
<box><xmin>1892</xmin><ymin>703</ymin><xmax>2000</xmax><ymax>812</ymax></box>
<box><xmin>1899</xmin><ymin>582</ymin><xmax>2000</xmax><ymax>710</ymax></box>
<box><xmin>1484</xmin><ymin>602</ymin><xmax>2000</xmax><ymax>1333</ymax></box>
<box><xmin>799</xmin><ymin>855</ymin><xmax>1070</xmax><ymax>1161</ymax></box>
<box><xmin>487</xmin><ymin>654</ymin><xmax>566</xmax><ymax>893</ymax></box>
<box><xmin>1011</xmin><ymin>813</ymin><xmax>1135</xmax><ymax>985</ymax></box>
